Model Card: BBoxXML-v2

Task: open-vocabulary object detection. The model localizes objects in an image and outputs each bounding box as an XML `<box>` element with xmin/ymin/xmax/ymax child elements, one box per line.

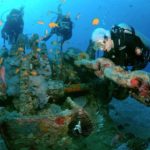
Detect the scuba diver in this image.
<box><xmin>91</xmin><ymin>23</ymin><xmax>150</xmax><ymax>70</ymax></box>
<box><xmin>41</xmin><ymin>4</ymin><xmax>73</xmax><ymax>51</ymax></box>
<box><xmin>1</xmin><ymin>7</ymin><xmax>24</xmax><ymax>45</ymax></box>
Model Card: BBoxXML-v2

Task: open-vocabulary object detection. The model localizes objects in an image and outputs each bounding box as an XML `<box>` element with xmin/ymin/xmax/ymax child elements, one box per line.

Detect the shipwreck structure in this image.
<box><xmin>0</xmin><ymin>34</ymin><xmax>149</xmax><ymax>150</ymax></box>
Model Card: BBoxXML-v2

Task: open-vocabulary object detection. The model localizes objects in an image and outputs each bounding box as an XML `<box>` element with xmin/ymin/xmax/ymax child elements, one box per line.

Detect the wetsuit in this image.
<box><xmin>43</xmin><ymin>15</ymin><xmax>72</xmax><ymax>50</ymax></box>
<box><xmin>103</xmin><ymin>25</ymin><xmax>150</xmax><ymax>70</ymax></box>
<box><xmin>1</xmin><ymin>9</ymin><xmax>24</xmax><ymax>44</ymax></box>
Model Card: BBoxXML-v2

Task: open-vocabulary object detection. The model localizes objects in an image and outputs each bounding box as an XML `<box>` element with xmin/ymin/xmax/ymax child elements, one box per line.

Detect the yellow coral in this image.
<box><xmin>22</xmin><ymin>57</ymin><xmax>27</xmax><ymax>61</ymax></box>
<box><xmin>36</xmin><ymin>48</ymin><xmax>41</xmax><ymax>52</ymax></box>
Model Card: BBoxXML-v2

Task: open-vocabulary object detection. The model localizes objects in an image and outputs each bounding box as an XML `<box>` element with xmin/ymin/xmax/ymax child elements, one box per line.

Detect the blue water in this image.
<box><xmin>0</xmin><ymin>0</ymin><xmax>150</xmax><ymax>70</ymax></box>
<box><xmin>0</xmin><ymin>1</ymin><xmax>150</xmax><ymax>149</ymax></box>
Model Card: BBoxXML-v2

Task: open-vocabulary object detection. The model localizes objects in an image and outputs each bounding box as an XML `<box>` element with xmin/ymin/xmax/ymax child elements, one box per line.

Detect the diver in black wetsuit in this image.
<box><xmin>41</xmin><ymin>5</ymin><xmax>73</xmax><ymax>51</ymax></box>
<box><xmin>91</xmin><ymin>23</ymin><xmax>150</xmax><ymax>70</ymax></box>
<box><xmin>1</xmin><ymin>7</ymin><xmax>24</xmax><ymax>45</ymax></box>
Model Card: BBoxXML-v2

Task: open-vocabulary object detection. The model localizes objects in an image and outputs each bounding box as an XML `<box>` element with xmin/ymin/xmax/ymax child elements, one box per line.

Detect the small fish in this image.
<box><xmin>0</xmin><ymin>66</ymin><xmax>6</xmax><ymax>86</ymax></box>
<box><xmin>23</xmin><ymin>71</ymin><xmax>29</xmax><ymax>76</ymax></box>
<box><xmin>48</xmin><ymin>22</ymin><xmax>58</xmax><ymax>28</ymax></box>
<box><xmin>55</xmin><ymin>116</ymin><xmax>65</xmax><ymax>125</ymax></box>
<box><xmin>30</xmin><ymin>70</ymin><xmax>37</xmax><ymax>76</ymax></box>
<box><xmin>92</xmin><ymin>18</ymin><xmax>100</xmax><ymax>25</ymax></box>
<box><xmin>37</xmin><ymin>21</ymin><xmax>45</xmax><ymax>25</ymax></box>
<box><xmin>0</xmin><ymin>57</ymin><xmax>3</xmax><ymax>65</ymax></box>
<box><xmin>0</xmin><ymin>20</ymin><xmax>3</xmax><ymax>26</ymax></box>
<box><xmin>15</xmin><ymin>68</ymin><xmax>20</xmax><ymax>74</ymax></box>
<box><xmin>18</xmin><ymin>47</ymin><xmax>24</xmax><ymax>52</ymax></box>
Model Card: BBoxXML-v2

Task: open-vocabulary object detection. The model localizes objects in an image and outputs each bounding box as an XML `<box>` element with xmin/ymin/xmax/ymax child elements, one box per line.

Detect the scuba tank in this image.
<box><xmin>111</xmin><ymin>23</ymin><xmax>135</xmax><ymax>51</ymax></box>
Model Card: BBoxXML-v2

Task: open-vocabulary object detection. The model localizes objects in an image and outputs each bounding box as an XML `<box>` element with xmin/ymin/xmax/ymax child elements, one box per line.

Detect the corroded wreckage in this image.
<box><xmin>0</xmin><ymin>97</ymin><xmax>93</xmax><ymax>150</ymax></box>
<box><xmin>0</xmin><ymin>35</ymin><xmax>94</xmax><ymax>150</ymax></box>
<box><xmin>75</xmin><ymin>58</ymin><xmax>150</xmax><ymax>106</ymax></box>
<box><xmin>0</xmin><ymin>34</ymin><xmax>149</xmax><ymax>150</ymax></box>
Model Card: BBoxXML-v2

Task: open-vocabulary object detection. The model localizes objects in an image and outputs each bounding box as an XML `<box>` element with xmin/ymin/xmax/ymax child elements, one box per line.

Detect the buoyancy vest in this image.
<box><xmin>111</xmin><ymin>25</ymin><xmax>135</xmax><ymax>52</ymax></box>
<box><xmin>108</xmin><ymin>25</ymin><xmax>149</xmax><ymax>69</ymax></box>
